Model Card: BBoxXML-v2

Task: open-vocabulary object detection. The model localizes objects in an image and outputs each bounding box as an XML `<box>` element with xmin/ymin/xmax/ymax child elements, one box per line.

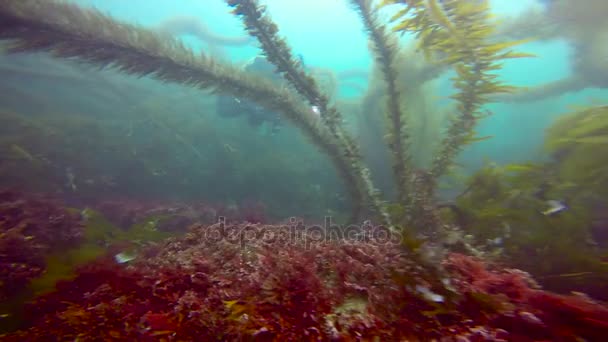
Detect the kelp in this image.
<box><xmin>545</xmin><ymin>105</ymin><xmax>608</xmax><ymax>193</ymax></box>
<box><xmin>350</xmin><ymin>0</ymin><xmax>412</xmax><ymax>209</ymax></box>
<box><xmin>357</xmin><ymin>42</ymin><xmax>449</xmax><ymax>213</ymax></box>
<box><xmin>452</xmin><ymin>154</ymin><xmax>608</xmax><ymax>300</ymax></box>
<box><xmin>0</xmin><ymin>0</ymin><xmax>376</xmax><ymax>226</ymax></box>
<box><xmin>0</xmin><ymin>0</ymin><xmax>532</xmax><ymax>236</ymax></box>
<box><xmin>383</xmin><ymin>0</ymin><xmax>531</xmax><ymax>186</ymax></box>
<box><xmin>225</xmin><ymin>0</ymin><xmax>340</xmax><ymax>129</ymax></box>
<box><xmin>226</xmin><ymin>0</ymin><xmax>394</xmax><ymax>229</ymax></box>
<box><xmin>545</xmin><ymin>105</ymin><xmax>608</xmax><ymax>151</ymax></box>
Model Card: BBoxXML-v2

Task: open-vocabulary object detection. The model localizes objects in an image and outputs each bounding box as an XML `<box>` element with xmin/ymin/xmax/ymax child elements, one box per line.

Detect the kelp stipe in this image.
<box><xmin>226</xmin><ymin>0</ymin><xmax>395</xmax><ymax>229</ymax></box>
<box><xmin>350</xmin><ymin>0</ymin><xmax>412</xmax><ymax>213</ymax></box>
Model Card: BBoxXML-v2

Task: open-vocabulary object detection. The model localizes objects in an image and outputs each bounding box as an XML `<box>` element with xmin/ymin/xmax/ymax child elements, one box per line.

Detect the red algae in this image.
<box><xmin>444</xmin><ymin>253</ymin><xmax>608</xmax><ymax>341</ymax></box>
<box><xmin>0</xmin><ymin>190</ymin><xmax>83</xmax><ymax>300</ymax></box>
<box><xmin>1</xmin><ymin>223</ymin><xmax>607</xmax><ymax>341</ymax></box>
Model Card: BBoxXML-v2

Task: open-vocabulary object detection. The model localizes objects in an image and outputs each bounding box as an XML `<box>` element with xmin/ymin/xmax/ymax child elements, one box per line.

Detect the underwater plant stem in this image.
<box><xmin>226</xmin><ymin>0</ymin><xmax>395</xmax><ymax>228</ymax></box>
<box><xmin>350</xmin><ymin>0</ymin><xmax>412</xmax><ymax>208</ymax></box>
<box><xmin>225</xmin><ymin>0</ymin><xmax>342</xmax><ymax>129</ymax></box>
<box><xmin>428</xmin><ymin>6</ymin><xmax>486</xmax><ymax>181</ymax></box>
<box><xmin>431</xmin><ymin>82</ymin><xmax>479</xmax><ymax>180</ymax></box>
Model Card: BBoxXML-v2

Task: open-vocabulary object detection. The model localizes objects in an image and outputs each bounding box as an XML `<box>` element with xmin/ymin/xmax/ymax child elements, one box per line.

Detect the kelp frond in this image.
<box><xmin>225</xmin><ymin>0</ymin><xmax>341</xmax><ymax>129</ymax></box>
<box><xmin>226</xmin><ymin>0</ymin><xmax>395</xmax><ymax>229</ymax></box>
<box><xmin>350</xmin><ymin>0</ymin><xmax>412</xmax><ymax>208</ymax></box>
<box><xmin>384</xmin><ymin>0</ymin><xmax>531</xmax><ymax>182</ymax></box>
<box><xmin>0</xmin><ymin>0</ymin><xmax>279</xmax><ymax>114</ymax></box>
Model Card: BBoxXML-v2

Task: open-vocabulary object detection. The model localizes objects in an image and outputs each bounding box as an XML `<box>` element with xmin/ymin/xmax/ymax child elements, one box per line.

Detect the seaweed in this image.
<box><xmin>351</xmin><ymin>0</ymin><xmax>412</xmax><ymax>209</ymax></box>
<box><xmin>0</xmin><ymin>0</ymin><xmax>530</xmax><ymax>236</ymax></box>
<box><xmin>383</xmin><ymin>0</ymin><xmax>532</xmax><ymax>191</ymax></box>
<box><xmin>226</xmin><ymin>0</ymin><xmax>393</xmax><ymax>228</ymax></box>
<box><xmin>450</xmin><ymin>109</ymin><xmax>608</xmax><ymax>299</ymax></box>
<box><xmin>2</xmin><ymin>3</ymin><xmax>608</xmax><ymax>338</ymax></box>
<box><xmin>0</xmin><ymin>0</ymin><xmax>374</xmax><ymax>227</ymax></box>
<box><xmin>4</xmin><ymin>224</ymin><xmax>608</xmax><ymax>340</ymax></box>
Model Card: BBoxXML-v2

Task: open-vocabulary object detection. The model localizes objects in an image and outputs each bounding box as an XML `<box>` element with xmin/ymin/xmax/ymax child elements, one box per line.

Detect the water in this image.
<box><xmin>1</xmin><ymin>0</ymin><xmax>607</xmax><ymax>339</ymax></box>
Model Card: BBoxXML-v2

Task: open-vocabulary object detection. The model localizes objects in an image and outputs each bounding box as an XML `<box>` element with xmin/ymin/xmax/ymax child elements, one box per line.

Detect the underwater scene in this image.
<box><xmin>0</xmin><ymin>0</ymin><xmax>608</xmax><ymax>340</ymax></box>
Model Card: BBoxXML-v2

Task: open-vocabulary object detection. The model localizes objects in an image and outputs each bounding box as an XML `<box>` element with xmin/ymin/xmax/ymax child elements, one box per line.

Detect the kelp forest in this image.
<box><xmin>0</xmin><ymin>0</ymin><xmax>607</xmax><ymax>340</ymax></box>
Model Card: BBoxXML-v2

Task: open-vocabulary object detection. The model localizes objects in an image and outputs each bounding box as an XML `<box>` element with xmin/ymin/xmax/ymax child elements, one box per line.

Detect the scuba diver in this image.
<box><xmin>156</xmin><ymin>16</ymin><xmax>283</xmax><ymax>132</ymax></box>
<box><xmin>216</xmin><ymin>56</ymin><xmax>283</xmax><ymax>134</ymax></box>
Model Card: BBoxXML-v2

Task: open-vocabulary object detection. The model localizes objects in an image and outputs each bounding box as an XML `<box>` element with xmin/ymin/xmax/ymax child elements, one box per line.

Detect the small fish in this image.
<box><xmin>311</xmin><ymin>105</ymin><xmax>321</xmax><ymax>117</ymax></box>
<box><xmin>415</xmin><ymin>285</ymin><xmax>444</xmax><ymax>303</ymax></box>
<box><xmin>114</xmin><ymin>252</ymin><xmax>136</xmax><ymax>264</ymax></box>
<box><xmin>541</xmin><ymin>200</ymin><xmax>567</xmax><ymax>216</ymax></box>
